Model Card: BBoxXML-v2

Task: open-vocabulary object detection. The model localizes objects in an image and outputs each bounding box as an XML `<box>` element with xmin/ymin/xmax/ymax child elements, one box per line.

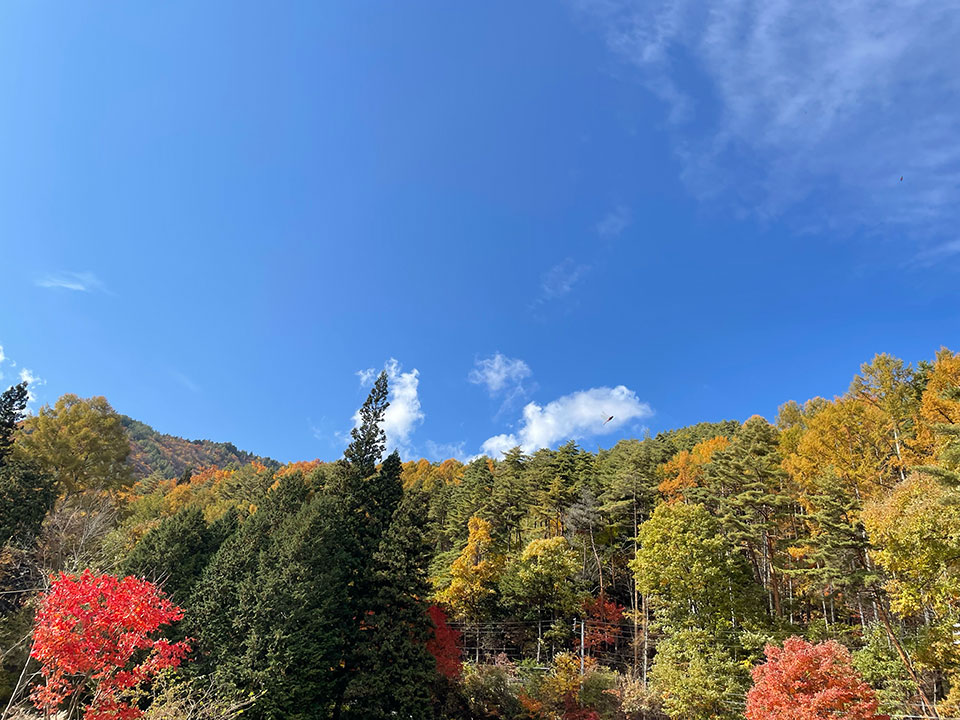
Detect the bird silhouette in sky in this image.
<box><xmin>602</xmin><ymin>415</ymin><xmax>614</xmax><ymax>426</ymax></box>
<box><xmin>900</xmin><ymin>176</ymin><xmax>904</xmax><ymax>182</ymax></box>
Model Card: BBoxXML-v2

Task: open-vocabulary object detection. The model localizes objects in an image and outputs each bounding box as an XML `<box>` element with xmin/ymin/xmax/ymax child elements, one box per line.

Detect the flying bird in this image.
<box><xmin>900</xmin><ymin>176</ymin><xmax>903</xmax><ymax>182</ymax></box>
<box><xmin>602</xmin><ymin>415</ymin><xmax>614</xmax><ymax>426</ymax></box>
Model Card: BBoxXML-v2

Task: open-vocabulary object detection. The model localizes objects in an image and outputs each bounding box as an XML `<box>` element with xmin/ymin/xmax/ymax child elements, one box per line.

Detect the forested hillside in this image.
<box><xmin>121</xmin><ymin>415</ymin><xmax>279</xmax><ymax>479</ymax></box>
<box><xmin>3</xmin><ymin>349</ymin><xmax>960</xmax><ymax>719</ymax></box>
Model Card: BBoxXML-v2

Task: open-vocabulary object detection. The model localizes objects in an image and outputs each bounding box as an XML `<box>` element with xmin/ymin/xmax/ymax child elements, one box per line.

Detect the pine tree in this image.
<box><xmin>445</xmin><ymin>457</ymin><xmax>494</xmax><ymax>547</ymax></box>
<box><xmin>343</xmin><ymin>371</ymin><xmax>388</xmax><ymax>478</ymax></box>
<box><xmin>0</xmin><ymin>381</ymin><xmax>28</xmax><ymax>462</ymax></box>
<box><xmin>0</xmin><ymin>457</ymin><xmax>54</xmax><ymax>548</ymax></box>
<box><xmin>919</xmin><ymin>384</ymin><xmax>960</xmax><ymax>486</ymax></box>
<box><xmin>488</xmin><ymin>447</ymin><xmax>529</xmax><ymax>552</ymax></box>
<box><xmin>695</xmin><ymin>417</ymin><xmax>792</xmax><ymax>616</ymax></box>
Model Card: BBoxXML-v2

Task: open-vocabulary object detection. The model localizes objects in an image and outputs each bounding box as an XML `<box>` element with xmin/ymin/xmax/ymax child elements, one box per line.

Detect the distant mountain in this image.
<box><xmin>120</xmin><ymin>415</ymin><xmax>279</xmax><ymax>479</ymax></box>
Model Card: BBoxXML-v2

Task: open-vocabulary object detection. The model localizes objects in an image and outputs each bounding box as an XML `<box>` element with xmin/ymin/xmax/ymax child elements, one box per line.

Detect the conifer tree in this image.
<box><xmin>445</xmin><ymin>457</ymin><xmax>494</xmax><ymax>547</ymax></box>
<box><xmin>123</xmin><ymin>504</ymin><xmax>236</xmax><ymax>604</ymax></box>
<box><xmin>343</xmin><ymin>371</ymin><xmax>388</xmax><ymax>477</ymax></box>
<box><xmin>695</xmin><ymin>417</ymin><xmax>791</xmax><ymax>616</ymax></box>
<box><xmin>346</xmin><ymin>491</ymin><xmax>436</xmax><ymax>718</ymax></box>
<box><xmin>488</xmin><ymin>447</ymin><xmax>529</xmax><ymax>551</ymax></box>
<box><xmin>0</xmin><ymin>382</ymin><xmax>28</xmax><ymax>462</ymax></box>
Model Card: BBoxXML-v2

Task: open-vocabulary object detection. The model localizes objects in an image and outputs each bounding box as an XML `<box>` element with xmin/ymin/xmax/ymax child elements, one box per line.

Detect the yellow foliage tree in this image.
<box><xmin>658</xmin><ymin>435</ymin><xmax>730</xmax><ymax>501</ymax></box>
<box><xmin>17</xmin><ymin>394</ymin><xmax>132</xmax><ymax>496</ymax></box>
<box><xmin>437</xmin><ymin>516</ymin><xmax>503</xmax><ymax>662</ymax></box>
<box><xmin>783</xmin><ymin>396</ymin><xmax>899</xmax><ymax>503</ymax></box>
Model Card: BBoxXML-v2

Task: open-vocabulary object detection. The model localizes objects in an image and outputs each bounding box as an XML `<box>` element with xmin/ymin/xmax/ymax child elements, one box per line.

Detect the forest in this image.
<box><xmin>2</xmin><ymin>348</ymin><xmax>960</xmax><ymax>720</ymax></box>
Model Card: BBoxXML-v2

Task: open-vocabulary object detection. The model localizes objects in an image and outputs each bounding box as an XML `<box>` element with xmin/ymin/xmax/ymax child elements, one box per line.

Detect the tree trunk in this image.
<box><xmin>874</xmin><ymin>590</ymin><xmax>939</xmax><ymax>718</ymax></box>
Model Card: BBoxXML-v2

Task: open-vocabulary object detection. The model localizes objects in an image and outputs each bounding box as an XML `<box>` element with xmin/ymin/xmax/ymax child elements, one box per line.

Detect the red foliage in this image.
<box><xmin>426</xmin><ymin>605</ymin><xmax>463</xmax><ymax>679</ymax></box>
<box><xmin>581</xmin><ymin>594</ymin><xmax>623</xmax><ymax>652</ymax></box>
<box><xmin>745</xmin><ymin>636</ymin><xmax>888</xmax><ymax>720</ymax></box>
<box><xmin>562</xmin><ymin>693</ymin><xmax>601</xmax><ymax>720</ymax></box>
<box><xmin>30</xmin><ymin>570</ymin><xmax>191</xmax><ymax>720</ymax></box>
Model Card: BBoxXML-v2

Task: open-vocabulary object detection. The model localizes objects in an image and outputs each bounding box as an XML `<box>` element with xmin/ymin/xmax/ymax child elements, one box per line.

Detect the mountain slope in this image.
<box><xmin>121</xmin><ymin>416</ymin><xmax>279</xmax><ymax>479</ymax></box>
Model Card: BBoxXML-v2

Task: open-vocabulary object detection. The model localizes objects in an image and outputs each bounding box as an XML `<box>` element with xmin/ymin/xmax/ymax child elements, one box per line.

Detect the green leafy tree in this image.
<box><xmin>342</xmin><ymin>371</ymin><xmax>388</xmax><ymax>477</ymax></box>
<box><xmin>864</xmin><ymin>473</ymin><xmax>960</xmax><ymax>618</ymax></box>
<box><xmin>650</xmin><ymin>629</ymin><xmax>750</xmax><ymax>720</ymax></box>
<box><xmin>633</xmin><ymin>502</ymin><xmax>763</xmax><ymax>634</ymax></box>
<box><xmin>0</xmin><ymin>459</ymin><xmax>53</xmax><ymax>548</ymax></box>
<box><xmin>501</xmin><ymin>536</ymin><xmax>582</xmax><ymax>660</ymax></box>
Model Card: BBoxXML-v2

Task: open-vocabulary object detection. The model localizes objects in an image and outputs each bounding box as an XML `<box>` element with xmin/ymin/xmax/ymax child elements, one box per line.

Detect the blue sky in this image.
<box><xmin>2</xmin><ymin>1</ymin><xmax>959</xmax><ymax>464</ymax></box>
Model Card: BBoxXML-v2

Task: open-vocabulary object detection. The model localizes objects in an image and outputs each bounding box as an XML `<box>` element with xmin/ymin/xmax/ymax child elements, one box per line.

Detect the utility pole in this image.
<box><xmin>580</xmin><ymin>618</ymin><xmax>585</xmax><ymax>674</ymax></box>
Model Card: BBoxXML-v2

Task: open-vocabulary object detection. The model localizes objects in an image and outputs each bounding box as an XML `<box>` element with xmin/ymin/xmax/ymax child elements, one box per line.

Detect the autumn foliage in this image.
<box><xmin>581</xmin><ymin>594</ymin><xmax>623</xmax><ymax>652</ymax></box>
<box><xmin>745</xmin><ymin>637</ymin><xmax>887</xmax><ymax>720</ymax></box>
<box><xmin>30</xmin><ymin>570</ymin><xmax>190</xmax><ymax>720</ymax></box>
<box><xmin>426</xmin><ymin>605</ymin><xmax>463</xmax><ymax>679</ymax></box>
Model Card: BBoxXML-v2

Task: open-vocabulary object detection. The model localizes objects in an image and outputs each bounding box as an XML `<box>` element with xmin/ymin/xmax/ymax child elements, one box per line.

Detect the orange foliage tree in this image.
<box><xmin>745</xmin><ymin>637</ymin><xmax>887</xmax><ymax>720</ymax></box>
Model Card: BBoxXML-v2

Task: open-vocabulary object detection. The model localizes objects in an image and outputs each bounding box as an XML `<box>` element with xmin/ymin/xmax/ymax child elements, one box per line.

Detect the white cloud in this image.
<box><xmin>596</xmin><ymin>205</ymin><xmax>632</xmax><ymax>237</ymax></box>
<box><xmin>469</xmin><ymin>353</ymin><xmax>533</xmax><ymax>396</ymax></box>
<box><xmin>18</xmin><ymin>368</ymin><xmax>45</xmax><ymax>408</ymax></box>
<box><xmin>577</xmin><ymin>0</ymin><xmax>960</xmax><ymax>250</ymax></box>
<box><xmin>0</xmin><ymin>345</ymin><xmax>5</xmax><ymax>365</ymax></box>
<box><xmin>351</xmin><ymin>358</ymin><xmax>424</xmax><ymax>457</ymax></box>
<box><xmin>538</xmin><ymin>259</ymin><xmax>589</xmax><ymax>302</ymax></box>
<box><xmin>356</xmin><ymin>368</ymin><xmax>377</xmax><ymax>386</ymax></box>
<box><xmin>480</xmin><ymin>384</ymin><xmax>653</xmax><ymax>456</ymax></box>
<box><xmin>480</xmin><ymin>433</ymin><xmax>520</xmax><ymax>459</ymax></box>
<box><xmin>36</xmin><ymin>271</ymin><xmax>107</xmax><ymax>292</ymax></box>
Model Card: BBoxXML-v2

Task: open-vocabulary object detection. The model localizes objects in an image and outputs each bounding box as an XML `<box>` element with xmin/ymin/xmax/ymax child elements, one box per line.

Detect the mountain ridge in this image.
<box><xmin>121</xmin><ymin>415</ymin><xmax>280</xmax><ymax>479</ymax></box>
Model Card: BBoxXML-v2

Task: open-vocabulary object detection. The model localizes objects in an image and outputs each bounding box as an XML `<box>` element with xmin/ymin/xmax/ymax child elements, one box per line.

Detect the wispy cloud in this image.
<box><xmin>576</xmin><ymin>0</ymin><xmax>960</xmax><ymax>253</ymax></box>
<box><xmin>469</xmin><ymin>352</ymin><xmax>536</xmax><ymax>417</ymax></box>
<box><xmin>469</xmin><ymin>353</ymin><xmax>532</xmax><ymax>395</ymax></box>
<box><xmin>350</xmin><ymin>358</ymin><xmax>425</xmax><ymax>458</ymax></box>
<box><xmin>171</xmin><ymin>370</ymin><xmax>200</xmax><ymax>393</ymax></box>
<box><xmin>480</xmin><ymin>384</ymin><xmax>653</xmax><ymax>456</ymax></box>
<box><xmin>356</xmin><ymin>368</ymin><xmax>378</xmax><ymax>386</ymax></box>
<box><xmin>596</xmin><ymin>205</ymin><xmax>632</xmax><ymax>238</ymax></box>
<box><xmin>423</xmin><ymin>439</ymin><xmax>469</xmax><ymax>463</ymax></box>
<box><xmin>36</xmin><ymin>271</ymin><xmax>107</xmax><ymax>293</ymax></box>
<box><xmin>536</xmin><ymin>259</ymin><xmax>590</xmax><ymax>304</ymax></box>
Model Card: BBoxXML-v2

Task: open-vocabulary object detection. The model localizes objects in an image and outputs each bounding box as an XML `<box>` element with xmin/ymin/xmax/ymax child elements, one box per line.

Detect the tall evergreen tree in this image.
<box><xmin>343</xmin><ymin>370</ymin><xmax>388</xmax><ymax>477</ymax></box>
<box><xmin>123</xmin><ymin>504</ymin><xmax>236</xmax><ymax>604</ymax></box>
<box><xmin>346</xmin><ymin>491</ymin><xmax>436</xmax><ymax>719</ymax></box>
<box><xmin>695</xmin><ymin>417</ymin><xmax>792</xmax><ymax>616</ymax></box>
<box><xmin>0</xmin><ymin>381</ymin><xmax>28</xmax><ymax>463</ymax></box>
<box><xmin>488</xmin><ymin>447</ymin><xmax>529</xmax><ymax>551</ymax></box>
<box><xmin>445</xmin><ymin>457</ymin><xmax>494</xmax><ymax>547</ymax></box>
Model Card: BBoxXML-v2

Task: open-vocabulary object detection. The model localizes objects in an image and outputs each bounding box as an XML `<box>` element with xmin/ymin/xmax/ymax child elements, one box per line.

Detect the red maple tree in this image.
<box><xmin>580</xmin><ymin>594</ymin><xmax>623</xmax><ymax>652</ymax></box>
<box><xmin>30</xmin><ymin>569</ymin><xmax>191</xmax><ymax>720</ymax></box>
<box><xmin>745</xmin><ymin>636</ymin><xmax>888</xmax><ymax>720</ymax></box>
<box><xmin>425</xmin><ymin>605</ymin><xmax>462</xmax><ymax>679</ymax></box>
